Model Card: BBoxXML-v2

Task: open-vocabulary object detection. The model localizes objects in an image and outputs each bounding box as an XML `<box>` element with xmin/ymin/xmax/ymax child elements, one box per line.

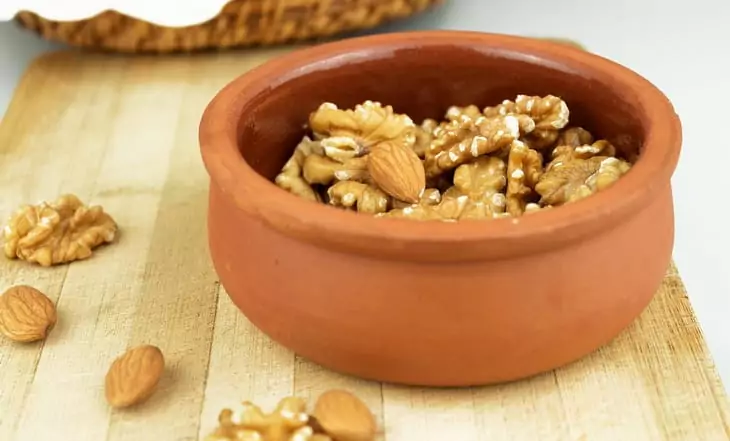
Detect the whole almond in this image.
<box><xmin>0</xmin><ymin>285</ymin><xmax>57</xmax><ymax>343</ymax></box>
<box><xmin>367</xmin><ymin>141</ymin><xmax>426</xmax><ymax>204</ymax></box>
<box><xmin>105</xmin><ymin>344</ymin><xmax>165</xmax><ymax>408</ymax></box>
<box><xmin>313</xmin><ymin>389</ymin><xmax>376</xmax><ymax>441</ymax></box>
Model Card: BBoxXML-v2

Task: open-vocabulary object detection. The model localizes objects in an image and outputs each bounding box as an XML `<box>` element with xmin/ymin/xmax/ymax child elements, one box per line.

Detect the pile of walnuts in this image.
<box><xmin>274</xmin><ymin>96</ymin><xmax>635</xmax><ymax>221</ymax></box>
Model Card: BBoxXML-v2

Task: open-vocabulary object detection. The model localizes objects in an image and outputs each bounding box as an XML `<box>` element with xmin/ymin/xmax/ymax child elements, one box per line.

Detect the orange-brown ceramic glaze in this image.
<box><xmin>198</xmin><ymin>31</ymin><xmax>682</xmax><ymax>386</ymax></box>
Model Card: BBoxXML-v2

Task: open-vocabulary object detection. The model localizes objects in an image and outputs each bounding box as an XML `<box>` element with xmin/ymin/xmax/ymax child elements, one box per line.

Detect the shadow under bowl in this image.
<box><xmin>199</xmin><ymin>30</ymin><xmax>682</xmax><ymax>387</ymax></box>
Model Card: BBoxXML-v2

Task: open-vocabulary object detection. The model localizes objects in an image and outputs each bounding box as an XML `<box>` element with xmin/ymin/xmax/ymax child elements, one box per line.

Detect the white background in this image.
<box><xmin>0</xmin><ymin>0</ymin><xmax>728</xmax><ymax>391</ymax></box>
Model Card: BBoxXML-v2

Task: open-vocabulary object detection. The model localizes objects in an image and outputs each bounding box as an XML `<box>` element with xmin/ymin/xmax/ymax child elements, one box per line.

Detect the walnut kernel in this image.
<box><xmin>555</xmin><ymin>127</ymin><xmax>594</xmax><ymax>148</ymax></box>
<box><xmin>424</xmin><ymin>113</ymin><xmax>520</xmax><ymax>177</ymax></box>
<box><xmin>484</xmin><ymin>95</ymin><xmax>569</xmax><ymax>149</ymax></box>
<box><xmin>309</xmin><ymin>101</ymin><xmax>416</xmax><ymax>160</ymax></box>
<box><xmin>327</xmin><ymin>181</ymin><xmax>390</xmax><ymax>214</ymax></box>
<box><xmin>275</xmin><ymin>137</ymin><xmax>323</xmax><ymax>202</ymax></box>
<box><xmin>302</xmin><ymin>155</ymin><xmax>369</xmax><ymax>186</ymax></box>
<box><xmin>274</xmin><ymin>95</ymin><xmax>637</xmax><ymax>222</ymax></box>
<box><xmin>506</xmin><ymin>141</ymin><xmax>544</xmax><ymax>216</ymax></box>
<box><xmin>412</xmin><ymin>118</ymin><xmax>438</xmax><ymax>159</ymax></box>
<box><xmin>204</xmin><ymin>391</ymin><xmax>379</xmax><ymax>441</ymax></box>
<box><xmin>536</xmin><ymin>156</ymin><xmax>631</xmax><ymax>205</ymax></box>
<box><xmin>3</xmin><ymin>194</ymin><xmax>118</xmax><ymax>267</ymax></box>
<box><xmin>206</xmin><ymin>397</ymin><xmax>312</xmax><ymax>441</ymax></box>
<box><xmin>382</xmin><ymin>157</ymin><xmax>508</xmax><ymax>221</ymax></box>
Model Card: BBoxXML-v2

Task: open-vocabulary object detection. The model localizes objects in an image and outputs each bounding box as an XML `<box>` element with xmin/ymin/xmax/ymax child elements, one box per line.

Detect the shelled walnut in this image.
<box><xmin>205</xmin><ymin>397</ymin><xmax>314</xmax><ymax>441</ymax></box>
<box><xmin>483</xmin><ymin>95</ymin><xmax>570</xmax><ymax>150</ymax></box>
<box><xmin>536</xmin><ymin>156</ymin><xmax>631</xmax><ymax>205</ymax></box>
<box><xmin>380</xmin><ymin>157</ymin><xmax>509</xmax><ymax>221</ymax></box>
<box><xmin>547</xmin><ymin>130</ymin><xmax>616</xmax><ymax>173</ymax></box>
<box><xmin>274</xmin><ymin>95</ymin><xmax>637</xmax><ymax>222</ymax></box>
<box><xmin>275</xmin><ymin>100</ymin><xmax>426</xmax><ymax>207</ymax></box>
<box><xmin>424</xmin><ymin>112</ymin><xmax>520</xmax><ymax>177</ymax></box>
<box><xmin>328</xmin><ymin>181</ymin><xmax>390</xmax><ymax>214</ymax></box>
<box><xmin>275</xmin><ymin>137</ymin><xmax>324</xmax><ymax>202</ymax></box>
<box><xmin>412</xmin><ymin>118</ymin><xmax>439</xmax><ymax>159</ymax></box>
<box><xmin>303</xmin><ymin>154</ymin><xmax>369</xmax><ymax>186</ymax></box>
<box><xmin>308</xmin><ymin>100</ymin><xmax>416</xmax><ymax>158</ymax></box>
<box><xmin>204</xmin><ymin>390</ymin><xmax>376</xmax><ymax>441</ymax></box>
<box><xmin>506</xmin><ymin>141</ymin><xmax>544</xmax><ymax>216</ymax></box>
<box><xmin>2</xmin><ymin>194</ymin><xmax>118</xmax><ymax>267</ymax></box>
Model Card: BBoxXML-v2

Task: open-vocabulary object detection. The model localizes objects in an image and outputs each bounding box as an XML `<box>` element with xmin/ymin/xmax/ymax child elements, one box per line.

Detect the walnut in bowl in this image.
<box><xmin>271</xmin><ymin>96</ymin><xmax>635</xmax><ymax>221</ymax></box>
<box><xmin>199</xmin><ymin>31</ymin><xmax>681</xmax><ymax>387</ymax></box>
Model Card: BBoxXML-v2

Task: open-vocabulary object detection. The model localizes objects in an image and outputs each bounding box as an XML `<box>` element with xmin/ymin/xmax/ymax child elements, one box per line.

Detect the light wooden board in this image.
<box><xmin>0</xmin><ymin>50</ymin><xmax>728</xmax><ymax>441</ymax></box>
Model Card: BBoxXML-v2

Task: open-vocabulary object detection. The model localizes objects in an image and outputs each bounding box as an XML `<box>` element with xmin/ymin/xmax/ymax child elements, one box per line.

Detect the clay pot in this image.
<box><xmin>199</xmin><ymin>31</ymin><xmax>682</xmax><ymax>386</ymax></box>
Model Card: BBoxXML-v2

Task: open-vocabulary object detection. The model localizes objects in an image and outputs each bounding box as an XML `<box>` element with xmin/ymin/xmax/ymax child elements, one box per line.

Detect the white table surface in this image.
<box><xmin>0</xmin><ymin>1</ymin><xmax>728</xmax><ymax>393</ymax></box>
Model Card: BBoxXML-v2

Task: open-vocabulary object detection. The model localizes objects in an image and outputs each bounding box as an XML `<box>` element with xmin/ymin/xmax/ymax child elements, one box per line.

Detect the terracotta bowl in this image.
<box><xmin>199</xmin><ymin>31</ymin><xmax>682</xmax><ymax>387</ymax></box>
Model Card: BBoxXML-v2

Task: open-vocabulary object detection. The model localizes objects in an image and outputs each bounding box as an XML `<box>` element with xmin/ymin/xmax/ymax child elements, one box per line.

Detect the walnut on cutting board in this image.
<box><xmin>204</xmin><ymin>390</ymin><xmax>377</xmax><ymax>441</ymax></box>
<box><xmin>204</xmin><ymin>396</ymin><xmax>315</xmax><ymax>441</ymax></box>
<box><xmin>2</xmin><ymin>194</ymin><xmax>118</xmax><ymax>267</ymax></box>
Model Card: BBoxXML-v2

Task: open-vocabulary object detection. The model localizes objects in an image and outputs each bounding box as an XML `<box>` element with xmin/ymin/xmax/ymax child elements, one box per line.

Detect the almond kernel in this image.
<box><xmin>105</xmin><ymin>344</ymin><xmax>165</xmax><ymax>409</ymax></box>
<box><xmin>0</xmin><ymin>285</ymin><xmax>57</xmax><ymax>343</ymax></box>
<box><xmin>367</xmin><ymin>141</ymin><xmax>426</xmax><ymax>204</ymax></box>
<box><xmin>313</xmin><ymin>389</ymin><xmax>376</xmax><ymax>441</ymax></box>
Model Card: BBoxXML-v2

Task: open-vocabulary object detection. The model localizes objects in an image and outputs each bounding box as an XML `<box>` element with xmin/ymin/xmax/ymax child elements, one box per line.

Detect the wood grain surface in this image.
<box><xmin>0</xmin><ymin>50</ymin><xmax>728</xmax><ymax>441</ymax></box>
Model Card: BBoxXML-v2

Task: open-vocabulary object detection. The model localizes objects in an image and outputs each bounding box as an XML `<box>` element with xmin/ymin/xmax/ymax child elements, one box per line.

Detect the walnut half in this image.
<box><xmin>2</xmin><ymin>194</ymin><xmax>118</xmax><ymax>267</ymax></box>
<box><xmin>327</xmin><ymin>181</ymin><xmax>390</xmax><ymax>214</ymax></box>
<box><xmin>535</xmin><ymin>156</ymin><xmax>631</xmax><ymax>205</ymax></box>
<box><xmin>204</xmin><ymin>397</ymin><xmax>332</xmax><ymax>441</ymax></box>
<box><xmin>308</xmin><ymin>101</ymin><xmax>416</xmax><ymax>160</ymax></box>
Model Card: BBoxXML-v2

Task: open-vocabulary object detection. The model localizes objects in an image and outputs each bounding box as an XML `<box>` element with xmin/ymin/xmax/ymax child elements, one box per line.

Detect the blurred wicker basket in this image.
<box><xmin>14</xmin><ymin>0</ymin><xmax>443</xmax><ymax>53</ymax></box>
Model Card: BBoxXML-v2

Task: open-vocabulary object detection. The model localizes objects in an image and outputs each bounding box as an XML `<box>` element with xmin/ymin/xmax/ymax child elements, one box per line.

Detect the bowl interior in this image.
<box><xmin>235</xmin><ymin>42</ymin><xmax>645</xmax><ymax>181</ymax></box>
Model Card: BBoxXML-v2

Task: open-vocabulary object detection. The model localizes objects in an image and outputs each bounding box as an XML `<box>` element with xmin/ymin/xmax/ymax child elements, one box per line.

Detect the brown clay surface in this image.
<box><xmin>200</xmin><ymin>31</ymin><xmax>682</xmax><ymax>385</ymax></box>
<box><xmin>0</xmin><ymin>48</ymin><xmax>727</xmax><ymax>441</ymax></box>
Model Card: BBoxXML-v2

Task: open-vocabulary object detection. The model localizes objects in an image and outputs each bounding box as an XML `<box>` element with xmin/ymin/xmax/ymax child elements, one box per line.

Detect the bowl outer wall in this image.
<box><xmin>199</xmin><ymin>30</ymin><xmax>682</xmax><ymax>385</ymax></box>
<box><xmin>206</xmin><ymin>181</ymin><xmax>675</xmax><ymax>386</ymax></box>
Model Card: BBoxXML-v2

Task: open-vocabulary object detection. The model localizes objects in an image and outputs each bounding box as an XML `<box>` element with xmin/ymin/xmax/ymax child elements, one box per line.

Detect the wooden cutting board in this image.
<box><xmin>0</xmin><ymin>49</ymin><xmax>728</xmax><ymax>441</ymax></box>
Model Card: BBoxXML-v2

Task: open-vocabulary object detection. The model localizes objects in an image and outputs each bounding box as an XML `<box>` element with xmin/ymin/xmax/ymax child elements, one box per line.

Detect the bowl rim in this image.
<box><xmin>199</xmin><ymin>30</ymin><xmax>682</xmax><ymax>262</ymax></box>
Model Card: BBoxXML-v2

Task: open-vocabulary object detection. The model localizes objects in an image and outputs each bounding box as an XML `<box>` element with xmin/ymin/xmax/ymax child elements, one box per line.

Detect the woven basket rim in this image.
<box><xmin>2</xmin><ymin>0</ymin><xmax>235</xmax><ymax>26</ymax></box>
<box><xmin>14</xmin><ymin>0</ymin><xmax>446</xmax><ymax>53</ymax></box>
